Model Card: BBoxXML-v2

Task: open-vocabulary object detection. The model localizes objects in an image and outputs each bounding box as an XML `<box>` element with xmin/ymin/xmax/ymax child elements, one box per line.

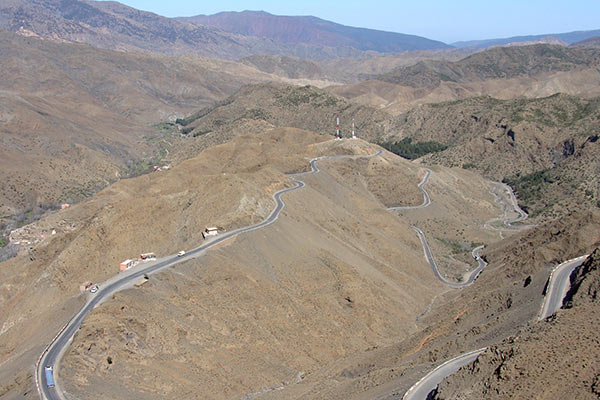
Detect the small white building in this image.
<box><xmin>202</xmin><ymin>227</ymin><xmax>219</xmax><ymax>239</ymax></box>
<box><xmin>120</xmin><ymin>259</ymin><xmax>135</xmax><ymax>271</ymax></box>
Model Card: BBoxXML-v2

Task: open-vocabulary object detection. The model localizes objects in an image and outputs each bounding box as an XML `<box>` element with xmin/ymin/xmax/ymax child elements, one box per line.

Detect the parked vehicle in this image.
<box><xmin>90</xmin><ymin>284</ymin><xmax>99</xmax><ymax>294</ymax></box>
<box><xmin>177</xmin><ymin>250</ymin><xmax>186</xmax><ymax>257</ymax></box>
<box><xmin>44</xmin><ymin>366</ymin><xmax>55</xmax><ymax>388</ymax></box>
<box><xmin>140</xmin><ymin>252</ymin><xmax>156</xmax><ymax>260</ymax></box>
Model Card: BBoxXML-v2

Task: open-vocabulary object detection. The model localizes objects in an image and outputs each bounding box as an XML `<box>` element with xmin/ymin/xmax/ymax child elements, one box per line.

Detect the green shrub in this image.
<box><xmin>381</xmin><ymin>138</ymin><xmax>448</xmax><ymax>160</ymax></box>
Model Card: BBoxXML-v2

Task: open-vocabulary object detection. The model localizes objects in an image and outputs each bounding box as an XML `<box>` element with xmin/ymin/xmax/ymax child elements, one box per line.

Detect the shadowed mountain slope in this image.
<box><xmin>179</xmin><ymin>10</ymin><xmax>451</xmax><ymax>53</ymax></box>
<box><xmin>0</xmin><ymin>1</ymin><xmax>449</xmax><ymax>59</ymax></box>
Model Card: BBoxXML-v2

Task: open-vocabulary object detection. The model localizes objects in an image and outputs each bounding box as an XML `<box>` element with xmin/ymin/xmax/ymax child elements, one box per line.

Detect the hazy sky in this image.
<box><xmin>102</xmin><ymin>0</ymin><xmax>600</xmax><ymax>43</ymax></box>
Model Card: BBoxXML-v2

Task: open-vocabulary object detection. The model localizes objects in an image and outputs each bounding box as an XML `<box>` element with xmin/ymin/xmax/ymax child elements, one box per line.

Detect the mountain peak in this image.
<box><xmin>178</xmin><ymin>10</ymin><xmax>451</xmax><ymax>52</ymax></box>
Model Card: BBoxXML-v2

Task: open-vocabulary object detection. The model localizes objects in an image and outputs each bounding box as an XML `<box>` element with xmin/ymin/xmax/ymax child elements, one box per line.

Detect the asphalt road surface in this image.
<box><xmin>412</xmin><ymin>227</ymin><xmax>487</xmax><ymax>287</ymax></box>
<box><xmin>402</xmin><ymin>254</ymin><xmax>590</xmax><ymax>400</ymax></box>
<box><xmin>388</xmin><ymin>166</ymin><xmax>487</xmax><ymax>287</ymax></box>
<box><xmin>36</xmin><ymin>146</ymin><xmax>382</xmax><ymax>400</ymax></box>
<box><xmin>388</xmin><ymin>168</ymin><xmax>432</xmax><ymax>210</ymax></box>
<box><xmin>538</xmin><ymin>255</ymin><xmax>588</xmax><ymax>320</ymax></box>
<box><xmin>402</xmin><ymin>348</ymin><xmax>486</xmax><ymax>400</ymax></box>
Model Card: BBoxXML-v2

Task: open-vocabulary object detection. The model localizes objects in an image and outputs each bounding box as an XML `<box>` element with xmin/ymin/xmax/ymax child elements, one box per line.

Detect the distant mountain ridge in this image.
<box><xmin>0</xmin><ymin>0</ymin><xmax>450</xmax><ymax>59</ymax></box>
<box><xmin>178</xmin><ymin>10</ymin><xmax>451</xmax><ymax>52</ymax></box>
<box><xmin>454</xmin><ymin>28</ymin><xmax>600</xmax><ymax>49</ymax></box>
<box><xmin>571</xmin><ymin>36</ymin><xmax>600</xmax><ymax>48</ymax></box>
<box><xmin>377</xmin><ymin>44</ymin><xmax>600</xmax><ymax>87</ymax></box>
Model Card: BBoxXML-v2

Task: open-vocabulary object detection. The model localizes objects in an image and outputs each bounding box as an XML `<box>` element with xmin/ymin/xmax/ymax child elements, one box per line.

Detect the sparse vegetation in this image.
<box><xmin>437</xmin><ymin>237</ymin><xmax>472</xmax><ymax>254</ymax></box>
<box><xmin>380</xmin><ymin>138</ymin><xmax>448</xmax><ymax>160</ymax></box>
<box><xmin>154</xmin><ymin>122</ymin><xmax>176</xmax><ymax>134</ymax></box>
<box><xmin>462</xmin><ymin>163</ymin><xmax>477</xmax><ymax>169</ymax></box>
<box><xmin>439</xmin><ymin>73</ymin><xmax>457</xmax><ymax>82</ymax></box>
<box><xmin>11</xmin><ymin>203</ymin><xmax>62</xmax><ymax>230</ymax></box>
<box><xmin>181</xmin><ymin>126</ymin><xmax>195</xmax><ymax>135</ymax></box>
<box><xmin>503</xmin><ymin>168</ymin><xmax>558</xmax><ymax>204</ymax></box>
<box><xmin>106</xmin><ymin>356</ymin><xmax>113</xmax><ymax>365</ymax></box>
<box><xmin>192</xmin><ymin>128</ymin><xmax>212</xmax><ymax>137</ymax></box>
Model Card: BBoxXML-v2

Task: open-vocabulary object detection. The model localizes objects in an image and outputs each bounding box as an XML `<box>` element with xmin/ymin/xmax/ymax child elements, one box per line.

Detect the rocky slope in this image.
<box><xmin>172</xmin><ymin>82</ymin><xmax>392</xmax><ymax>146</ymax></box>
<box><xmin>0</xmin><ymin>30</ymin><xmax>324</xmax><ymax>226</ymax></box>
<box><xmin>239</xmin><ymin>51</ymin><xmax>467</xmax><ymax>84</ymax></box>
<box><xmin>453</xmin><ymin>28</ymin><xmax>600</xmax><ymax>49</ymax></box>
<box><xmin>388</xmin><ymin>94</ymin><xmax>600</xmax><ymax>220</ymax></box>
<box><xmin>329</xmin><ymin>44</ymin><xmax>600</xmax><ymax>114</ymax></box>
<box><xmin>240</xmin><ymin>55</ymin><xmax>325</xmax><ymax>80</ymax></box>
<box><xmin>53</xmin><ymin>129</ymin><xmax>508</xmax><ymax>400</ymax></box>
<box><xmin>0</xmin><ymin>0</ymin><xmax>283</xmax><ymax>59</ymax></box>
<box><xmin>0</xmin><ymin>128</ymin><xmax>440</xmax><ymax>398</ymax></box>
<box><xmin>434</xmin><ymin>249</ymin><xmax>600</xmax><ymax>400</ymax></box>
<box><xmin>254</xmin><ymin>210</ymin><xmax>600</xmax><ymax>399</ymax></box>
<box><xmin>171</xmin><ymin>83</ymin><xmax>600</xmax><ymax>222</ymax></box>
<box><xmin>378</xmin><ymin>44</ymin><xmax>600</xmax><ymax>87</ymax></box>
<box><xmin>0</xmin><ymin>0</ymin><xmax>447</xmax><ymax>59</ymax></box>
<box><xmin>572</xmin><ymin>36</ymin><xmax>600</xmax><ymax>48</ymax></box>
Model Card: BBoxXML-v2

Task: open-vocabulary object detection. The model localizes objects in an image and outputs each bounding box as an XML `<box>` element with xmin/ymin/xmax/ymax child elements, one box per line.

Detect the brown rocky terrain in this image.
<box><xmin>240</xmin><ymin>51</ymin><xmax>467</xmax><ymax>84</ymax></box>
<box><xmin>168</xmin><ymin>81</ymin><xmax>600</xmax><ymax>224</ymax></box>
<box><xmin>433</xmin><ymin>248</ymin><xmax>600</xmax><ymax>400</ymax></box>
<box><xmin>329</xmin><ymin>44</ymin><xmax>600</xmax><ymax>114</ymax></box>
<box><xmin>171</xmin><ymin>82</ymin><xmax>392</xmax><ymax>145</ymax></box>
<box><xmin>387</xmin><ymin>94</ymin><xmax>600</xmax><ymax>221</ymax></box>
<box><xmin>452</xmin><ymin>29</ymin><xmax>600</xmax><ymax>49</ymax></box>
<box><xmin>378</xmin><ymin>44</ymin><xmax>600</xmax><ymax>87</ymax></box>
<box><xmin>240</xmin><ymin>55</ymin><xmax>325</xmax><ymax>80</ymax></box>
<box><xmin>0</xmin><ymin>30</ymin><xmax>342</xmax><ymax>231</ymax></box>
<box><xmin>0</xmin><ymin>127</ymin><xmax>507</xmax><ymax>398</ymax></box>
<box><xmin>253</xmin><ymin>210</ymin><xmax>600</xmax><ymax>400</ymax></box>
<box><xmin>179</xmin><ymin>10</ymin><xmax>450</xmax><ymax>53</ymax></box>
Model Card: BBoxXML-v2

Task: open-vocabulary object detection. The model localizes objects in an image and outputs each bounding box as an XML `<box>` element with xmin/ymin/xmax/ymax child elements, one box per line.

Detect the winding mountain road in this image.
<box><xmin>36</xmin><ymin>146</ymin><xmax>382</xmax><ymax>400</ymax></box>
<box><xmin>388</xmin><ymin>166</ymin><xmax>493</xmax><ymax>288</ymax></box>
<box><xmin>388</xmin><ymin>168</ymin><xmax>432</xmax><ymax>210</ymax></box>
<box><xmin>484</xmin><ymin>181</ymin><xmax>531</xmax><ymax>234</ymax></box>
<box><xmin>412</xmin><ymin>227</ymin><xmax>487</xmax><ymax>287</ymax></box>
<box><xmin>538</xmin><ymin>254</ymin><xmax>588</xmax><ymax>320</ymax></box>
<box><xmin>402</xmin><ymin>253</ymin><xmax>589</xmax><ymax>400</ymax></box>
<box><xmin>37</xmin><ymin>145</ymin><xmax>578</xmax><ymax>400</ymax></box>
<box><xmin>402</xmin><ymin>348</ymin><xmax>486</xmax><ymax>400</ymax></box>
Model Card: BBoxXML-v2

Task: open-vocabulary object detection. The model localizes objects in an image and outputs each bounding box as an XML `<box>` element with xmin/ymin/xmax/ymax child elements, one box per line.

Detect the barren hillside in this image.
<box><xmin>0</xmin><ymin>31</ymin><xmax>321</xmax><ymax>225</ymax></box>
<box><xmin>171</xmin><ymin>82</ymin><xmax>392</xmax><ymax>146</ymax></box>
<box><xmin>0</xmin><ymin>0</ymin><xmax>448</xmax><ymax>59</ymax></box>
<box><xmin>180</xmin><ymin>10</ymin><xmax>450</xmax><ymax>53</ymax></box>
<box><xmin>0</xmin><ymin>127</ymin><xmax>507</xmax><ymax>398</ymax></box>
<box><xmin>571</xmin><ymin>36</ymin><xmax>600</xmax><ymax>48</ymax></box>
<box><xmin>387</xmin><ymin>94</ymin><xmax>600</xmax><ymax>220</ymax></box>
<box><xmin>256</xmin><ymin>211</ymin><xmax>600</xmax><ymax>399</ymax></box>
<box><xmin>329</xmin><ymin>44</ymin><xmax>600</xmax><ymax>114</ymax></box>
<box><xmin>434</xmin><ymin>248</ymin><xmax>600</xmax><ymax>400</ymax></box>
